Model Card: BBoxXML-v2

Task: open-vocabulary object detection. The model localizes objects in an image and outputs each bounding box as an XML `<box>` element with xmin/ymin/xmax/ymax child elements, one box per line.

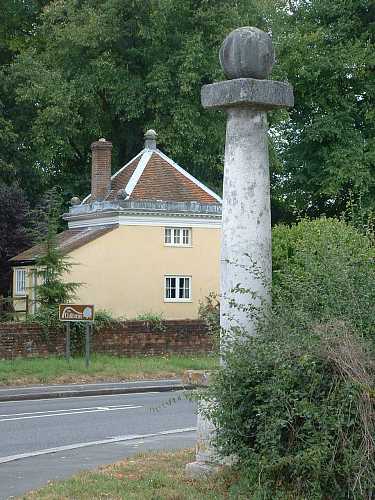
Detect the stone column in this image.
<box><xmin>186</xmin><ymin>27</ymin><xmax>293</xmax><ymax>477</ymax></box>
<box><xmin>220</xmin><ymin>107</ymin><xmax>271</xmax><ymax>337</ymax></box>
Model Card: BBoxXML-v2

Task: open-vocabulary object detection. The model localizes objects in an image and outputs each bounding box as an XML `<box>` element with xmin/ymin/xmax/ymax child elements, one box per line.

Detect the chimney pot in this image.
<box><xmin>91</xmin><ymin>139</ymin><xmax>112</xmax><ymax>201</ymax></box>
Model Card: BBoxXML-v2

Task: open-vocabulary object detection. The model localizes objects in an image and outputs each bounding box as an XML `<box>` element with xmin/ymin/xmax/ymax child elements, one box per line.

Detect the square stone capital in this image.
<box><xmin>201</xmin><ymin>78</ymin><xmax>294</xmax><ymax>111</ymax></box>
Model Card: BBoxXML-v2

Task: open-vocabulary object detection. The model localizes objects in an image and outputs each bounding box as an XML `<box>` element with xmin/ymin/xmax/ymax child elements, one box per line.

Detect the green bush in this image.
<box><xmin>135</xmin><ymin>312</ymin><xmax>166</xmax><ymax>332</ymax></box>
<box><xmin>198</xmin><ymin>292</ymin><xmax>220</xmax><ymax>350</ymax></box>
<box><xmin>272</xmin><ymin>217</ymin><xmax>374</xmax><ymax>337</ymax></box>
<box><xmin>205</xmin><ymin>218</ymin><xmax>375</xmax><ymax>499</ymax></box>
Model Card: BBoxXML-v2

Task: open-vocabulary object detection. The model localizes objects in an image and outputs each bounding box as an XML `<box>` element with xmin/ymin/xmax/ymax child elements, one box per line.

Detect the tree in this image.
<box><xmin>2</xmin><ymin>0</ymin><xmax>374</xmax><ymax>222</ymax></box>
<box><xmin>268</xmin><ymin>0</ymin><xmax>375</xmax><ymax>217</ymax></box>
<box><xmin>0</xmin><ymin>182</ymin><xmax>31</xmax><ymax>296</ymax></box>
<box><xmin>33</xmin><ymin>189</ymin><xmax>80</xmax><ymax>310</ymax></box>
<box><xmin>9</xmin><ymin>0</ymin><xmax>266</xmax><ymax>199</ymax></box>
<box><xmin>0</xmin><ymin>1</ymin><xmax>51</xmax><ymax>204</ymax></box>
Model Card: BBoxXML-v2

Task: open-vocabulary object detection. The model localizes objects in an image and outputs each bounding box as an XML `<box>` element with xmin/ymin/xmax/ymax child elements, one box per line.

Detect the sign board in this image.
<box><xmin>59</xmin><ymin>304</ymin><xmax>94</xmax><ymax>322</ymax></box>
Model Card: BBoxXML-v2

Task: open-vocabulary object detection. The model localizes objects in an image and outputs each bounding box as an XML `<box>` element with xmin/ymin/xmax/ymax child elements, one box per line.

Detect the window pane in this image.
<box><xmin>179</xmin><ymin>277</ymin><xmax>185</xmax><ymax>298</ymax></box>
<box><xmin>16</xmin><ymin>269</ymin><xmax>26</xmax><ymax>294</ymax></box>
<box><xmin>182</xmin><ymin>228</ymin><xmax>190</xmax><ymax>245</ymax></box>
<box><xmin>173</xmin><ymin>228</ymin><xmax>180</xmax><ymax>244</ymax></box>
<box><xmin>185</xmin><ymin>278</ymin><xmax>190</xmax><ymax>299</ymax></box>
<box><xmin>165</xmin><ymin>228</ymin><xmax>172</xmax><ymax>244</ymax></box>
<box><xmin>166</xmin><ymin>277</ymin><xmax>176</xmax><ymax>299</ymax></box>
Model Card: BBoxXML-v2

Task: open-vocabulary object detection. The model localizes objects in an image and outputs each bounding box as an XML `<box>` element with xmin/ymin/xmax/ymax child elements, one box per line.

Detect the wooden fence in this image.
<box><xmin>0</xmin><ymin>295</ymin><xmax>29</xmax><ymax>319</ymax></box>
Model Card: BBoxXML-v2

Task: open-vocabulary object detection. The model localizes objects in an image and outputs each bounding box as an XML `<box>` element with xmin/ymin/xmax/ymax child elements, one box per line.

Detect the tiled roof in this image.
<box><xmin>109</xmin><ymin>155</ymin><xmax>140</xmax><ymax>199</ymax></box>
<box><xmin>83</xmin><ymin>149</ymin><xmax>221</xmax><ymax>205</ymax></box>
<box><xmin>131</xmin><ymin>153</ymin><xmax>218</xmax><ymax>204</ymax></box>
<box><xmin>10</xmin><ymin>226</ymin><xmax>117</xmax><ymax>263</ymax></box>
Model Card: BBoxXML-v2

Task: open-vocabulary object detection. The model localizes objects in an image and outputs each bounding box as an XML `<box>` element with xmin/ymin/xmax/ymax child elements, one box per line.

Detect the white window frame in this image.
<box><xmin>15</xmin><ymin>268</ymin><xmax>27</xmax><ymax>296</ymax></box>
<box><xmin>164</xmin><ymin>275</ymin><xmax>192</xmax><ymax>302</ymax></box>
<box><xmin>164</xmin><ymin>227</ymin><xmax>192</xmax><ymax>247</ymax></box>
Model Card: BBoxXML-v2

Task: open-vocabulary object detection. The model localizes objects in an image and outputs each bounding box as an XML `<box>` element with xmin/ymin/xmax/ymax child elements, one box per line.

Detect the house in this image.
<box><xmin>10</xmin><ymin>130</ymin><xmax>222</xmax><ymax>319</ymax></box>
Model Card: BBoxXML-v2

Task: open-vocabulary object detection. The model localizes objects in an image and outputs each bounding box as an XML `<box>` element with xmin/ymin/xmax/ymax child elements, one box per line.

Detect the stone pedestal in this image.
<box><xmin>185</xmin><ymin>400</ymin><xmax>221</xmax><ymax>478</ymax></box>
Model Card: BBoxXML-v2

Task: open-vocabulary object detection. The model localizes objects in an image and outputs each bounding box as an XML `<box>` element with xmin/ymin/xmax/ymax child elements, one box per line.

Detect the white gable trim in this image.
<box><xmin>155</xmin><ymin>150</ymin><xmax>222</xmax><ymax>203</ymax></box>
<box><xmin>125</xmin><ymin>150</ymin><xmax>153</xmax><ymax>197</ymax></box>
<box><xmin>80</xmin><ymin>150</ymin><xmax>145</xmax><ymax>204</ymax></box>
<box><xmin>111</xmin><ymin>150</ymin><xmax>144</xmax><ymax>181</ymax></box>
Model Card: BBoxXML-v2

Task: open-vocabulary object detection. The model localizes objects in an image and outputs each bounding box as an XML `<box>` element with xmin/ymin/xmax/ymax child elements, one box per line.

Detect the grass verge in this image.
<box><xmin>22</xmin><ymin>449</ymin><xmax>237</xmax><ymax>499</ymax></box>
<box><xmin>0</xmin><ymin>354</ymin><xmax>218</xmax><ymax>386</ymax></box>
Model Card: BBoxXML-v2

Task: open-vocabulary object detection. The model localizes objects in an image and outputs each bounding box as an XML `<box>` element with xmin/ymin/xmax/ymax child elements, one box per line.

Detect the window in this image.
<box><xmin>165</xmin><ymin>276</ymin><xmax>191</xmax><ymax>302</ymax></box>
<box><xmin>164</xmin><ymin>227</ymin><xmax>191</xmax><ymax>246</ymax></box>
<box><xmin>15</xmin><ymin>268</ymin><xmax>27</xmax><ymax>295</ymax></box>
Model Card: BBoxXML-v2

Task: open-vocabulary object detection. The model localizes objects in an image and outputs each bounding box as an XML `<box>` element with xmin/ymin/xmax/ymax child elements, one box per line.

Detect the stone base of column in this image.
<box><xmin>185</xmin><ymin>460</ymin><xmax>222</xmax><ymax>479</ymax></box>
<box><xmin>184</xmin><ymin>369</ymin><xmax>223</xmax><ymax>479</ymax></box>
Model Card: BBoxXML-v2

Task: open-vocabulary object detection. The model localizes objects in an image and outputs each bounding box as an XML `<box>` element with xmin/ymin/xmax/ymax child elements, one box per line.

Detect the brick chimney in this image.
<box><xmin>91</xmin><ymin>138</ymin><xmax>112</xmax><ymax>202</ymax></box>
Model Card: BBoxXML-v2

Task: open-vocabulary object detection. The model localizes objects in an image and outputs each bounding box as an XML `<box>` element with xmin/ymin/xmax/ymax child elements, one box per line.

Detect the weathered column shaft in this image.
<box><xmin>186</xmin><ymin>26</ymin><xmax>293</xmax><ymax>478</ymax></box>
<box><xmin>221</xmin><ymin>108</ymin><xmax>271</xmax><ymax>336</ymax></box>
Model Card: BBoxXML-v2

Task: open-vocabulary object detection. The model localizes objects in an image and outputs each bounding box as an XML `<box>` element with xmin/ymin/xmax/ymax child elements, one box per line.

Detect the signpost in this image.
<box><xmin>59</xmin><ymin>304</ymin><xmax>95</xmax><ymax>367</ymax></box>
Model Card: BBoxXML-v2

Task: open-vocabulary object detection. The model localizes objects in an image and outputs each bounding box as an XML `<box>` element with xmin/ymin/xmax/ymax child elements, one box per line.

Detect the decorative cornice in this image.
<box><xmin>67</xmin><ymin>213</ymin><xmax>221</xmax><ymax>229</ymax></box>
<box><xmin>64</xmin><ymin>199</ymin><xmax>221</xmax><ymax>223</ymax></box>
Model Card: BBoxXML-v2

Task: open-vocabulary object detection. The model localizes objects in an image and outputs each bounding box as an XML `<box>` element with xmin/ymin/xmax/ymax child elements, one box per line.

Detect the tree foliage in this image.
<box><xmin>9</xmin><ymin>0</ymin><xmax>265</xmax><ymax>200</ymax></box>
<box><xmin>0</xmin><ymin>182</ymin><xmax>31</xmax><ymax>296</ymax></box>
<box><xmin>33</xmin><ymin>189</ymin><xmax>80</xmax><ymax>309</ymax></box>
<box><xmin>0</xmin><ymin>1</ymin><xmax>50</xmax><ymax>203</ymax></box>
<box><xmin>270</xmin><ymin>0</ymin><xmax>375</xmax><ymax>217</ymax></box>
<box><xmin>0</xmin><ymin>0</ymin><xmax>374</xmax><ymax>221</ymax></box>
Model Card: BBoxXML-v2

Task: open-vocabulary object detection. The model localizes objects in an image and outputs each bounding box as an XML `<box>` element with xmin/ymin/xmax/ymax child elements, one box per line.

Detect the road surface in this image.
<box><xmin>0</xmin><ymin>390</ymin><xmax>196</xmax><ymax>499</ymax></box>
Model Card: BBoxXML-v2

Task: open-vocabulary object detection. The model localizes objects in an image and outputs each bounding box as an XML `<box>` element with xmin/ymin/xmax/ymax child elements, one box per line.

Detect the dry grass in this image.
<box><xmin>22</xmin><ymin>449</ymin><xmax>238</xmax><ymax>499</ymax></box>
<box><xmin>319</xmin><ymin>323</ymin><xmax>375</xmax><ymax>497</ymax></box>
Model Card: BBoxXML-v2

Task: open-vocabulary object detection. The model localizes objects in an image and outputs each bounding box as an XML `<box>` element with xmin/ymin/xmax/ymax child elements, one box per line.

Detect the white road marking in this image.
<box><xmin>0</xmin><ymin>404</ymin><xmax>139</xmax><ymax>418</ymax></box>
<box><xmin>0</xmin><ymin>405</ymin><xmax>143</xmax><ymax>422</ymax></box>
<box><xmin>0</xmin><ymin>392</ymin><xmax>161</xmax><ymax>405</ymax></box>
<box><xmin>0</xmin><ymin>427</ymin><xmax>196</xmax><ymax>464</ymax></box>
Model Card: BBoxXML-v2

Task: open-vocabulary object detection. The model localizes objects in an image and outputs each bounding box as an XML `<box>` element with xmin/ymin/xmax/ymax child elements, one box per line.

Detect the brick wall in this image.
<box><xmin>0</xmin><ymin>320</ymin><xmax>212</xmax><ymax>360</ymax></box>
<box><xmin>93</xmin><ymin>320</ymin><xmax>212</xmax><ymax>356</ymax></box>
<box><xmin>0</xmin><ymin>323</ymin><xmax>65</xmax><ymax>360</ymax></box>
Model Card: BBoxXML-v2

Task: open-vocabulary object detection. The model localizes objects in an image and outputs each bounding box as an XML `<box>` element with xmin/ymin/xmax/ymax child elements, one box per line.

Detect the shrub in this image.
<box><xmin>135</xmin><ymin>312</ymin><xmax>166</xmax><ymax>332</ymax></box>
<box><xmin>205</xmin><ymin>218</ymin><xmax>375</xmax><ymax>499</ymax></box>
<box><xmin>272</xmin><ymin>217</ymin><xmax>374</xmax><ymax>338</ymax></box>
<box><xmin>198</xmin><ymin>292</ymin><xmax>220</xmax><ymax>350</ymax></box>
<box><xmin>93</xmin><ymin>309</ymin><xmax>123</xmax><ymax>330</ymax></box>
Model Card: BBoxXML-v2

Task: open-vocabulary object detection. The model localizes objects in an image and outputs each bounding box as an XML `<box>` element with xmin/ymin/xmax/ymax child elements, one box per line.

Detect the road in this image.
<box><xmin>0</xmin><ymin>390</ymin><xmax>197</xmax><ymax>499</ymax></box>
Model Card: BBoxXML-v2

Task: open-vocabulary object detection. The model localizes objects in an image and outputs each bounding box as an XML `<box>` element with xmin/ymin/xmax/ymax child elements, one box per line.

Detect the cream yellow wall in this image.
<box><xmin>66</xmin><ymin>225</ymin><xmax>221</xmax><ymax>319</ymax></box>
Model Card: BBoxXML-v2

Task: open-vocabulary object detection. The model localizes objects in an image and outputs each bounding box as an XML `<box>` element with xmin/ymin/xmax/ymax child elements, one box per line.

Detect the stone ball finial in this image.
<box><xmin>70</xmin><ymin>196</ymin><xmax>81</xmax><ymax>206</ymax></box>
<box><xmin>144</xmin><ymin>129</ymin><xmax>157</xmax><ymax>140</ymax></box>
<box><xmin>144</xmin><ymin>129</ymin><xmax>157</xmax><ymax>150</ymax></box>
<box><xmin>219</xmin><ymin>27</ymin><xmax>275</xmax><ymax>80</ymax></box>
